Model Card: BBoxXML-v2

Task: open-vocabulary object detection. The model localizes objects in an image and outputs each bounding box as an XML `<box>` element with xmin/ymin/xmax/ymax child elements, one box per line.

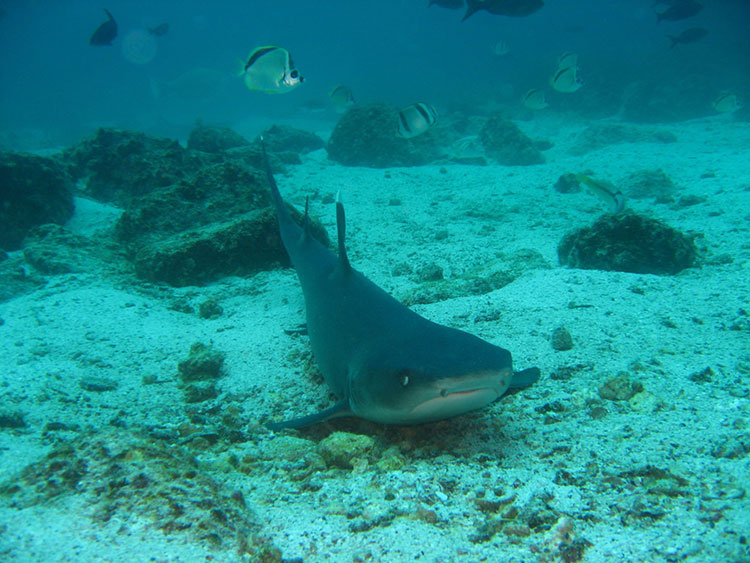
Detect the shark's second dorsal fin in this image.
<box><xmin>335</xmin><ymin>191</ymin><xmax>351</xmax><ymax>271</ymax></box>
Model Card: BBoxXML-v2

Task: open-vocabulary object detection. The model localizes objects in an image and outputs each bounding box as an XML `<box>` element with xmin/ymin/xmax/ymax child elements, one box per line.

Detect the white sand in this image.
<box><xmin>1</xmin><ymin>115</ymin><xmax>749</xmax><ymax>562</ymax></box>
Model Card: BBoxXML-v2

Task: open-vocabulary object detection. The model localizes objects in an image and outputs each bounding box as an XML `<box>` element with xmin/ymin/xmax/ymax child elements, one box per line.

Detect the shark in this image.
<box><xmin>262</xmin><ymin>144</ymin><xmax>539</xmax><ymax>430</ymax></box>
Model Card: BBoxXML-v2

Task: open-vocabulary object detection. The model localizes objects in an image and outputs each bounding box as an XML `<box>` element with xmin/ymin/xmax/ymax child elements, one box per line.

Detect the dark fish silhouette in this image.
<box><xmin>656</xmin><ymin>0</ymin><xmax>703</xmax><ymax>23</ymax></box>
<box><xmin>89</xmin><ymin>9</ymin><xmax>117</xmax><ymax>46</ymax></box>
<box><xmin>148</xmin><ymin>22</ymin><xmax>169</xmax><ymax>36</ymax></box>
<box><xmin>463</xmin><ymin>0</ymin><xmax>543</xmax><ymax>21</ymax></box>
<box><xmin>428</xmin><ymin>0</ymin><xmax>464</xmax><ymax>8</ymax></box>
<box><xmin>668</xmin><ymin>27</ymin><xmax>708</xmax><ymax>47</ymax></box>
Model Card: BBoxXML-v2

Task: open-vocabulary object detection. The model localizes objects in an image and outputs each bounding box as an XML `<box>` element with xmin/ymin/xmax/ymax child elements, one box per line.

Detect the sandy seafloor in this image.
<box><xmin>0</xmin><ymin>114</ymin><xmax>749</xmax><ymax>562</ymax></box>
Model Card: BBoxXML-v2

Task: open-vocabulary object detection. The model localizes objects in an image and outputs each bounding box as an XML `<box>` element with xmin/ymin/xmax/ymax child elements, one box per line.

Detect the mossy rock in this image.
<box><xmin>327</xmin><ymin>102</ymin><xmax>438</xmax><ymax>167</ymax></box>
<box><xmin>479</xmin><ymin>114</ymin><xmax>544</xmax><ymax>166</ymax></box>
<box><xmin>558</xmin><ymin>213</ymin><xmax>698</xmax><ymax>275</ymax></box>
<box><xmin>0</xmin><ymin>152</ymin><xmax>74</xmax><ymax>251</ymax></box>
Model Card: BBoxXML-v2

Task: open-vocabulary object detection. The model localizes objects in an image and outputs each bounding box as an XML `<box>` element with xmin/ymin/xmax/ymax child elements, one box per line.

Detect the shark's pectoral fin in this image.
<box><xmin>510</xmin><ymin>367</ymin><xmax>540</xmax><ymax>389</ymax></box>
<box><xmin>267</xmin><ymin>399</ymin><xmax>353</xmax><ymax>431</ymax></box>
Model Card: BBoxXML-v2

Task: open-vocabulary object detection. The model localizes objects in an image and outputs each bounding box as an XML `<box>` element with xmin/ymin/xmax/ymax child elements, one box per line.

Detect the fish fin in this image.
<box><xmin>335</xmin><ymin>191</ymin><xmax>351</xmax><ymax>271</ymax></box>
<box><xmin>462</xmin><ymin>0</ymin><xmax>481</xmax><ymax>21</ymax></box>
<box><xmin>104</xmin><ymin>8</ymin><xmax>114</xmax><ymax>20</ymax></box>
<box><xmin>267</xmin><ymin>399</ymin><xmax>353</xmax><ymax>430</ymax></box>
<box><xmin>509</xmin><ymin>367</ymin><xmax>540</xmax><ymax>389</ymax></box>
<box><xmin>261</xmin><ymin>138</ymin><xmax>303</xmax><ymax>244</ymax></box>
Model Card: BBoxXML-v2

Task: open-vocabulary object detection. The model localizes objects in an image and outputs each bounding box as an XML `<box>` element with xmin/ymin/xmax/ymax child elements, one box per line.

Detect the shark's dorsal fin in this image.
<box><xmin>335</xmin><ymin>191</ymin><xmax>351</xmax><ymax>271</ymax></box>
<box><xmin>303</xmin><ymin>196</ymin><xmax>311</xmax><ymax>241</ymax></box>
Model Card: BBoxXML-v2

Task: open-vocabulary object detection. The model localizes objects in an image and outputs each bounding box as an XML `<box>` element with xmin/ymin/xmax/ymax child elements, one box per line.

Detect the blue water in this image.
<box><xmin>1</xmin><ymin>0</ymin><xmax>748</xmax><ymax>144</ymax></box>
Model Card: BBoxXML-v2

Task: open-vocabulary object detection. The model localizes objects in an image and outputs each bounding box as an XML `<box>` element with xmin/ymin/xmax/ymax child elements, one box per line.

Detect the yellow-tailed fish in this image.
<box><xmin>576</xmin><ymin>174</ymin><xmax>626</xmax><ymax>214</ymax></box>
<box><xmin>242</xmin><ymin>45</ymin><xmax>303</xmax><ymax>94</ymax></box>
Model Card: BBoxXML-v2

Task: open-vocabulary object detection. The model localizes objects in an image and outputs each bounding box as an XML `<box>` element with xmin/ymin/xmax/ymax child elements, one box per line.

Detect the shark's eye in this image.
<box><xmin>396</xmin><ymin>371</ymin><xmax>410</xmax><ymax>387</ymax></box>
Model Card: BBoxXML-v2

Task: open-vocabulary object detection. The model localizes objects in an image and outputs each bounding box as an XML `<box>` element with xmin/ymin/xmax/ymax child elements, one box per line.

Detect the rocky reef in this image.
<box><xmin>0</xmin><ymin>124</ymin><xmax>331</xmax><ymax>293</ymax></box>
<box><xmin>327</xmin><ymin>102</ymin><xmax>439</xmax><ymax>167</ymax></box>
<box><xmin>0</xmin><ymin>152</ymin><xmax>74</xmax><ymax>251</ymax></box>
<box><xmin>479</xmin><ymin>113</ymin><xmax>544</xmax><ymax>166</ymax></box>
<box><xmin>558</xmin><ymin>213</ymin><xmax>698</xmax><ymax>275</ymax></box>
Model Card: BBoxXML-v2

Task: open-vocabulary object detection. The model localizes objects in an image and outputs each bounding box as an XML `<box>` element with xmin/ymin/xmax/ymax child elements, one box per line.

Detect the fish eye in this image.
<box><xmin>396</xmin><ymin>370</ymin><xmax>410</xmax><ymax>387</ymax></box>
<box><xmin>291</xmin><ymin>70</ymin><xmax>298</xmax><ymax>78</ymax></box>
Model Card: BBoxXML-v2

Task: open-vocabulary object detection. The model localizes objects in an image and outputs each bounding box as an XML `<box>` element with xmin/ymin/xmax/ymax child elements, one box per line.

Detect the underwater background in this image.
<box><xmin>1</xmin><ymin>1</ymin><xmax>749</xmax><ymax>562</ymax></box>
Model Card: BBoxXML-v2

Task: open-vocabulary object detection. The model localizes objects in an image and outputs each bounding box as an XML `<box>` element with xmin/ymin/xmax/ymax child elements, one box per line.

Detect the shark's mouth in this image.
<box><xmin>408</xmin><ymin>387</ymin><xmax>500</xmax><ymax>421</ymax></box>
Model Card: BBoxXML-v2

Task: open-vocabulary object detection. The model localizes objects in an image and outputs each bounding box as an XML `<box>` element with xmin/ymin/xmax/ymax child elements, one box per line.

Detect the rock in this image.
<box><xmin>598</xmin><ymin>374</ymin><xmax>643</xmax><ymax>401</ymax></box>
<box><xmin>177</xmin><ymin>342</ymin><xmax>225</xmax><ymax>382</ymax></box>
<box><xmin>260</xmin><ymin>124</ymin><xmax>325</xmax><ymax>154</ymax></box>
<box><xmin>0</xmin><ymin>429</ymin><xmax>278</xmax><ymax>555</ymax></box>
<box><xmin>21</xmin><ymin>224</ymin><xmax>127</xmax><ymax>277</ymax></box>
<box><xmin>187</xmin><ymin>124</ymin><xmax>250</xmax><ymax>153</ymax></box>
<box><xmin>0</xmin><ymin>152</ymin><xmax>74</xmax><ymax>251</ymax></box>
<box><xmin>622</xmin><ymin>169</ymin><xmax>678</xmax><ymax>201</ymax></box>
<box><xmin>551</xmin><ymin>327</ymin><xmax>574</xmax><ymax>351</ymax></box>
<box><xmin>79</xmin><ymin>376</ymin><xmax>118</xmax><ymax>392</ymax></box>
<box><xmin>318</xmin><ymin>431</ymin><xmax>376</xmax><ymax>469</ymax></box>
<box><xmin>416</xmin><ymin>263</ymin><xmax>444</xmax><ymax>282</ymax></box>
<box><xmin>62</xmin><ymin>128</ymin><xmax>205</xmax><ymax>205</ymax></box>
<box><xmin>479</xmin><ymin>114</ymin><xmax>544</xmax><ymax>166</ymax></box>
<box><xmin>569</xmin><ymin>123</ymin><xmax>676</xmax><ymax>156</ymax></box>
<box><xmin>557</xmin><ymin>213</ymin><xmax>698</xmax><ymax>275</ymax></box>
<box><xmin>554</xmin><ymin>173</ymin><xmax>582</xmax><ymax>194</ymax></box>
<box><xmin>116</xmin><ymin>160</ymin><xmax>330</xmax><ymax>286</ymax></box>
<box><xmin>327</xmin><ymin>102</ymin><xmax>439</xmax><ymax>167</ymax></box>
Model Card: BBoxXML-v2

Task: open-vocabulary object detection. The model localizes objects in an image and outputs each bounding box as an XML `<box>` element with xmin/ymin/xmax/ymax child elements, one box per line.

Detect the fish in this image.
<box><xmin>712</xmin><ymin>92</ymin><xmax>743</xmax><ymax>113</ymax></box>
<box><xmin>242</xmin><ymin>46</ymin><xmax>304</xmax><ymax>94</ymax></box>
<box><xmin>522</xmin><ymin>88</ymin><xmax>548</xmax><ymax>110</ymax></box>
<box><xmin>397</xmin><ymin>102</ymin><xmax>438</xmax><ymax>139</ymax></box>
<box><xmin>261</xmin><ymin>142</ymin><xmax>539</xmax><ymax>429</ymax></box>
<box><xmin>667</xmin><ymin>27</ymin><xmax>708</xmax><ymax>47</ymax></box>
<box><xmin>656</xmin><ymin>0</ymin><xmax>703</xmax><ymax>23</ymax></box>
<box><xmin>550</xmin><ymin>66</ymin><xmax>582</xmax><ymax>93</ymax></box>
<box><xmin>89</xmin><ymin>9</ymin><xmax>117</xmax><ymax>46</ymax></box>
<box><xmin>493</xmin><ymin>40</ymin><xmax>510</xmax><ymax>56</ymax></box>
<box><xmin>148</xmin><ymin>23</ymin><xmax>170</xmax><ymax>36</ymax></box>
<box><xmin>556</xmin><ymin>51</ymin><xmax>579</xmax><ymax>70</ymax></box>
<box><xmin>329</xmin><ymin>85</ymin><xmax>356</xmax><ymax>112</ymax></box>
<box><xmin>463</xmin><ymin>0</ymin><xmax>543</xmax><ymax>21</ymax></box>
<box><xmin>576</xmin><ymin>174</ymin><xmax>626</xmax><ymax>214</ymax></box>
<box><xmin>428</xmin><ymin>0</ymin><xmax>465</xmax><ymax>8</ymax></box>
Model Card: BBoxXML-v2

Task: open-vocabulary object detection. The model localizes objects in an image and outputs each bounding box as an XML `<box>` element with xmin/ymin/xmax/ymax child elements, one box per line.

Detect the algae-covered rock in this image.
<box><xmin>318</xmin><ymin>431</ymin><xmax>376</xmax><ymax>469</ymax></box>
<box><xmin>178</xmin><ymin>342</ymin><xmax>225</xmax><ymax>382</ymax></box>
<box><xmin>0</xmin><ymin>152</ymin><xmax>74</xmax><ymax>251</ymax></box>
<box><xmin>187</xmin><ymin>123</ymin><xmax>250</xmax><ymax>153</ymax></box>
<box><xmin>115</xmin><ymin>157</ymin><xmax>330</xmax><ymax>286</ymax></box>
<box><xmin>622</xmin><ymin>169</ymin><xmax>678</xmax><ymax>201</ymax></box>
<box><xmin>62</xmin><ymin>128</ymin><xmax>204</xmax><ymax>205</ymax></box>
<box><xmin>479</xmin><ymin>114</ymin><xmax>544</xmax><ymax>166</ymax></box>
<box><xmin>260</xmin><ymin>124</ymin><xmax>325</xmax><ymax>155</ymax></box>
<box><xmin>558</xmin><ymin>213</ymin><xmax>698</xmax><ymax>275</ymax></box>
<box><xmin>569</xmin><ymin>123</ymin><xmax>677</xmax><ymax>156</ymax></box>
<box><xmin>327</xmin><ymin>102</ymin><xmax>438</xmax><ymax>167</ymax></box>
<box><xmin>0</xmin><ymin>429</ymin><xmax>278</xmax><ymax>556</ymax></box>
